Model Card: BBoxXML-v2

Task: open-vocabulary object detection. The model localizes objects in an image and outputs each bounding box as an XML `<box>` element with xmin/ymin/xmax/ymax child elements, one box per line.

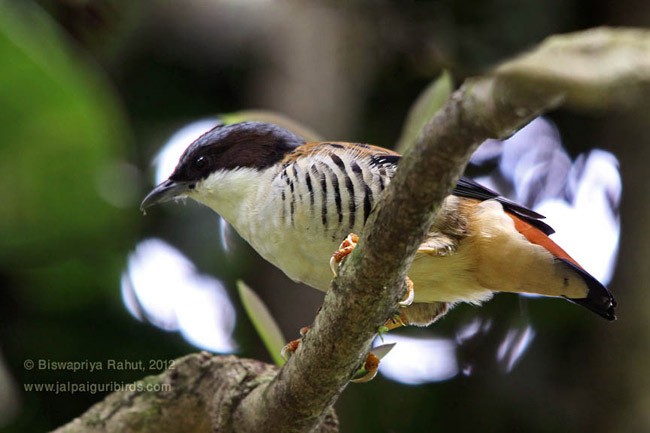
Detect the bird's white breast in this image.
<box><xmin>192</xmin><ymin>150</ymin><xmax>392</xmax><ymax>291</ymax></box>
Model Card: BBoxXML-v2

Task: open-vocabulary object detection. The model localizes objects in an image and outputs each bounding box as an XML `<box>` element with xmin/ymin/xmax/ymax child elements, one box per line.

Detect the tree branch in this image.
<box><xmin>52</xmin><ymin>353</ymin><xmax>337</xmax><ymax>433</ymax></box>
<box><xmin>53</xmin><ymin>27</ymin><xmax>650</xmax><ymax>433</ymax></box>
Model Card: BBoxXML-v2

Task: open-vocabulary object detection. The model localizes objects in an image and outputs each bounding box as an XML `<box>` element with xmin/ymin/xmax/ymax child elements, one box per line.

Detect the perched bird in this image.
<box><xmin>141</xmin><ymin>121</ymin><xmax>616</xmax><ymax>329</ymax></box>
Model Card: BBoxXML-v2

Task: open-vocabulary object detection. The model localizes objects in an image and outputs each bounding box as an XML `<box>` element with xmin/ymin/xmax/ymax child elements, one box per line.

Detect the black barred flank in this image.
<box><xmin>363</xmin><ymin>184</ymin><xmax>373</xmax><ymax>222</ymax></box>
<box><xmin>327</xmin><ymin>167</ymin><xmax>343</xmax><ymax>224</ymax></box>
<box><xmin>292</xmin><ymin>164</ymin><xmax>301</xmax><ymax>202</ymax></box>
<box><xmin>317</xmin><ymin>165</ymin><xmax>328</xmax><ymax>227</ymax></box>
<box><xmin>305</xmin><ymin>169</ymin><xmax>314</xmax><ymax>209</ymax></box>
<box><xmin>330</xmin><ymin>154</ymin><xmax>346</xmax><ymax>171</ymax></box>
<box><xmin>344</xmin><ymin>176</ymin><xmax>356</xmax><ymax>229</ymax></box>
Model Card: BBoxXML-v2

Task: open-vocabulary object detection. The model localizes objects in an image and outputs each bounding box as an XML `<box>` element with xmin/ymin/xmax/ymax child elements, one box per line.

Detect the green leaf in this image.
<box><xmin>237</xmin><ymin>280</ymin><xmax>287</xmax><ymax>366</ymax></box>
<box><xmin>396</xmin><ymin>70</ymin><xmax>454</xmax><ymax>153</ymax></box>
<box><xmin>0</xmin><ymin>2</ymin><xmax>131</xmax><ymax>265</ymax></box>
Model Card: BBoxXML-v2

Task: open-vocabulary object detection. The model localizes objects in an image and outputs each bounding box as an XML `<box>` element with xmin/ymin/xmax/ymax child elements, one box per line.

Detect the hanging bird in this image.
<box><xmin>141</xmin><ymin>121</ymin><xmax>616</xmax><ymax>331</ymax></box>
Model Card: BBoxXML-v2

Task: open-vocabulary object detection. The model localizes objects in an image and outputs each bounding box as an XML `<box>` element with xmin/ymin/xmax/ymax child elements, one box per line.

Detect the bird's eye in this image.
<box><xmin>194</xmin><ymin>155</ymin><xmax>208</xmax><ymax>169</ymax></box>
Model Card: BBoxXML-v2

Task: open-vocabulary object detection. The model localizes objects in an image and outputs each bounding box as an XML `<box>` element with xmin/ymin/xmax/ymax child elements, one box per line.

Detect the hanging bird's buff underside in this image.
<box><xmin>141</xmin><ymin>121</ymin><xmax>616</xmax><ymax>322</ymax></box>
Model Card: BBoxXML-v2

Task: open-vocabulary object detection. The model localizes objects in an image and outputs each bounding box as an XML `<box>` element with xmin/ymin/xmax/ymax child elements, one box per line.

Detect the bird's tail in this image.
<box><xmin>558</xmin><ymin>258</ymin><xmax>616</xmax><ymax>321</ymax></box>
<box><xmin>469</xmin><ymin>200</ymin><xmax>617</xmax><ymax>320</ymax></box>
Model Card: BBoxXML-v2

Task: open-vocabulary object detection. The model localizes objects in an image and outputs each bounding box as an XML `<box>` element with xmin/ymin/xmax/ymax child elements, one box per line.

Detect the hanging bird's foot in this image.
<box><xmin>329</xmin><ymin>233</ymin><xmax>359</xmax><ymax>275</ymax></box>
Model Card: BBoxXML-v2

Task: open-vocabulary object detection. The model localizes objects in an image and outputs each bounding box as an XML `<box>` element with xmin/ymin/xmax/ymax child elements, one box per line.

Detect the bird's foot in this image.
<box><xmin>382</xmin><ymin>314</ymin><xmax>406</xmax><ymax>333</ymax></box>
<box><xmin>280</xmin><ymin>326</ymin><xmax>310</xmax><ymax>361</ymax></box>
<box><xmin>330</xmin><ymin>234</ymin><xmax>414</xmax><ymax>307</ymax></box>
<box><xmin>281</xmin><ymin>325</ymin><xmax>382</xmax><ymax>383</ymax></box>
<box><xmin>329</xmin><ymin>233</ymin><xmax>359</xmax><ymax>275</ymax></box>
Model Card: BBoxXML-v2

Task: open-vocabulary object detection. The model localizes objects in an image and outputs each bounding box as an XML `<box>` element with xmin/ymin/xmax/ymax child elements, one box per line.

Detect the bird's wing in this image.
<box><xmin>452</xmin><ymin>176</ymin><xmax>554</xmax><ymax>235</ymax></box>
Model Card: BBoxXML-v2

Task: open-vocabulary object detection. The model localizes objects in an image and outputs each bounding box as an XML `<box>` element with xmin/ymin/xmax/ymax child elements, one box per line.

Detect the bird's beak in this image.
<box><xmin>140</xmin><ymin>179</ymin><xmax>192</xmax><ymax>211</ymax></box>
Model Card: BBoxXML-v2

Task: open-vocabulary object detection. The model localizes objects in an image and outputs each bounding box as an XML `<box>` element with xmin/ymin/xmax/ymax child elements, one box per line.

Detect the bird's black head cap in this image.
<box><xmin>170</xmin><ymin>121</ymin><xmax>305</xmax><ymax>183</ymax></box>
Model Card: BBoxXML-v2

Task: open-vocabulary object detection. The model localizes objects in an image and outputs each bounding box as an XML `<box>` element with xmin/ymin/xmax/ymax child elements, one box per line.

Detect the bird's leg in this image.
<box><xmin>377</xmin><ymin>231</ymin><xmax>454</xmax><ymax>329</ymax></box>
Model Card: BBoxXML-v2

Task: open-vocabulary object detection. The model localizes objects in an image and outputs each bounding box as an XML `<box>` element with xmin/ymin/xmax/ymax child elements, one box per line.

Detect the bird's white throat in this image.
<box><xmin>190</xmin><ymin>167</ymin><xmax>273</xmax><ymax>235</ymax></box>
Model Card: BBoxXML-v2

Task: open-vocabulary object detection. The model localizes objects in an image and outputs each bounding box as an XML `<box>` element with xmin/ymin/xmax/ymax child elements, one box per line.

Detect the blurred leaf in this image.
<box><xmin>370</xmin><ymin>343</ymin><xmax>396</xmax><ymax>361</ymax></box>
<box><xmin>221</xmin><ymin>110</ymin><xmax>323</xmax><ymax>142</ymax></box>
<box><xmin>396</xmin><ymin>70</ymin><xmax>454</xmax><ymax>153</ymax></box>
<box><xmin>0</xmin><ymin>2</ymin><xmax>131</xmax><ymax>266</ymax></box>
<box><xmin>237</xmin><ymin>280</ymin><xmax>287</xmax><ymax>366</ymax></box>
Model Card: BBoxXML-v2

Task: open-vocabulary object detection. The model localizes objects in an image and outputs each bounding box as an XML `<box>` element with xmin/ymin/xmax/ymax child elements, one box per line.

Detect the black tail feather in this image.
<box><xmin>559</xmin><ymin>258</ymin><xmax>617</xmax><ymax>321</ymax></box>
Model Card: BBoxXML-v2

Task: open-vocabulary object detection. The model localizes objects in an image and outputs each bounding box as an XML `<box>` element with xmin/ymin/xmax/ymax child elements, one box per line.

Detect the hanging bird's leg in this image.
<box><xmin>379</xmin><ymin>231</ymin><xmax>458</xmax><ymax>330</ymax></box>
